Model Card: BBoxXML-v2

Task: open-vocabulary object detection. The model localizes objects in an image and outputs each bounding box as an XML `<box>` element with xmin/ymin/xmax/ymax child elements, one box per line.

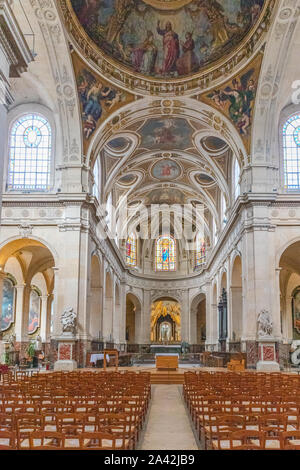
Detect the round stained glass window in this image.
<box><xmin>293</xmin><ymin>126</ymin><xmax>300</xmax><ymax>147</ymax></box>
<box><xmin>23</xmin><ymin>126</ymin><xmax>42</xmax><ymax>148</ymax></box>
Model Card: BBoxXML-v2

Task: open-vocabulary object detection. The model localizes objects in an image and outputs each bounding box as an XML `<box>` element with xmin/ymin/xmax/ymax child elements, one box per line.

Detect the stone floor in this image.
<box><xmin>139</xmin><ymin>385</ymin><xmax>199</xmax><ymax>450</ymax></box>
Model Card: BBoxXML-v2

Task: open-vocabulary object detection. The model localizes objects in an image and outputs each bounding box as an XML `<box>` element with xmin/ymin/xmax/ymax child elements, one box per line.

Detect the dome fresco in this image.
<box><xmin>70</xmin><ymin>0</ymin><xmax>266</xmax><ymax>80</ymax></box>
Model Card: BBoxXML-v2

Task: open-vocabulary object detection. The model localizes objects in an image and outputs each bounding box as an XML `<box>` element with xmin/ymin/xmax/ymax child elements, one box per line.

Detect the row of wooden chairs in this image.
<box><xmin>0</xmin><ymin>370</ymin><xmax>151</xmax><ymax>450</ymax></box>
<box><xmin>184</xmin><ymin>371</ymin><xmax>300</xmax><ymax>451</ymax></box>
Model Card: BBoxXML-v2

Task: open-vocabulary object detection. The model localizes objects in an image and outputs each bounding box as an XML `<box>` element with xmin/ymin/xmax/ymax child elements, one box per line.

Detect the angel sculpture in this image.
<box><xmin>208</xmin><ymin>69</ymin><xmax>256</xmax><ymax>136</ymax></box>
<box><xmin>61</xmin><ymin>308</ymin><xmax>77</xmax><ymax>335</ymax></box>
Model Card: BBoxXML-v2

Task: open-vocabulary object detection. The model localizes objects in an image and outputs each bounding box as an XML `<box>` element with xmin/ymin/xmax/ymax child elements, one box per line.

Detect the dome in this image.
<box><xmin>69</xmin><ymin>0</ymin><xmax>267</xmax><ymax>83</ymax></box>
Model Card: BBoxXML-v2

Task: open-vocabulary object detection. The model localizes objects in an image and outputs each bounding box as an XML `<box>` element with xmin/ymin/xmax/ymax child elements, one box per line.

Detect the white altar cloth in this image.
<box><xmin>90</xmin><ymin>353</ymin><xmax>110</xmax><ymax>364</ymax></box>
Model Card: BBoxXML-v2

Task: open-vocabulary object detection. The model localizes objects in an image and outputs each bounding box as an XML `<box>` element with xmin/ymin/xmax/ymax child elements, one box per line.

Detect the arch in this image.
<box><xmin>190</xmin><ymin>293</ymin><xmax>206</xmax><ymax>346</ymax></box>
<box><xmin>126</xmin><ymin>293</ymin><xmax>142</xmax><ymax>346</ymax></box>
<box><xmin>0</xmin><ymin>236</ymin><xmax>59</xmax><ymax>268</ymax></box>
<box><xmin>0</xmin><ymin>238</ymin><xmax>56</xmax><ymax>344</ymax></box>
<box><xmin>89</xmin><ymin>255</ymin><xmax>103</xmax><ymax>340</ymax></box>
<box><xmin>103</xmin><ymin>270</ymin><xmax>113</xmax><ymax>342</ymax></box>
<box><xmin>279</xmin><ymin>241</ymin><xmax>300</xmax><ymax>344</ymax></box>
<box><xmin>230</xmin><ymin>255</ymin><xmax>243</xmax><ymax>344</ymax></box>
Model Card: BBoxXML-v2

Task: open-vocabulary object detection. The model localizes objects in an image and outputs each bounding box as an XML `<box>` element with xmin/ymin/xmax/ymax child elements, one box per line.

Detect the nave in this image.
<box><xmin>1</xmin><ymin>368</ymin><xmax>300</xmax><ymax>451</ymax></box>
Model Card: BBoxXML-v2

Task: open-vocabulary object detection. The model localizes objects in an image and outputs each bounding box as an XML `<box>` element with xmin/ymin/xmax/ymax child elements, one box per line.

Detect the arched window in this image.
<box><xmin>28</xmin><ymin>287</ymin><xmax>41</xmax><ymax>335</ymax></box>
<box><xmin>156</xmin><ymin>236</ymin><xmax>176</xmax><ymax>272</ymax></box>
<box><xmin>221</xmin><ymin>194</ymin><xmax>227</xmax><ymax>227</ymax></box>
<box><xmin>283</xmin><ymin>114</ymin><xmax>300</xmax><ymax>190</ymax></box>
<box><xmin>1</xmin><ymin>277</ymin><xmax>15</xmax><ymax>332</ymax></box>
<box><xmin>106</xmin><ymin>192</ymin><xmax>113</xmax><ymax>231</ymax></box>
<box><xmin>126</xmin><ymin>234</ymin><xmax>137</xmax><ymax>267</ymax></box>
<box><xmin>8</xmin><ymin>113</ymin><xmax>52</xmax><ymax>191</ymax></box>
<box><xmin>234</xmin><ymin>158</ymin><xmax>241</xmax><ymax>200</ymax></box>
<box><xmin>195</xmin><ymin>235</ymin><xmax>206</xmax><ymax>268</ymax></box>
<box><xmin>93</xmin><ymin>157</ymin><xmax>100</xmax><ymax>200</ymax></box>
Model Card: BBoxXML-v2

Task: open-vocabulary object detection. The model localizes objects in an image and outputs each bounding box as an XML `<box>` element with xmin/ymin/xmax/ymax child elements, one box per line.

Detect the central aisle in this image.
<box><xmin>140</xmin><ymin>385</ymin><xmax>199</xmax><ymax>450</ymax></box>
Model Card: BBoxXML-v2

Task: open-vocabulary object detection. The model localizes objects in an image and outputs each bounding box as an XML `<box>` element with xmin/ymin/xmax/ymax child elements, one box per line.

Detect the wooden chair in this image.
<box><xmin>28</xmin><ymin>431</ymin><xmax>64</xmax><ymax>450</ymax></box>
<box><xmin>0</xmin><ymin>431</ymin><xmax>16</xmax><ymax>450</ymax></box>
<box><xmin>282</xmin><ymin>431</ymin><xmax>300</xmax><ymax>450</ymax></box>
<box><xmin>78</xmin><ymin>432</ymin><xmax>130</xmax><ymax>450</ymax></box>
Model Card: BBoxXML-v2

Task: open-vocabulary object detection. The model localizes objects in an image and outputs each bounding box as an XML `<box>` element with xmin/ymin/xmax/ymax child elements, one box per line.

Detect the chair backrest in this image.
<box><xmin>0</xmin><ymin>430</ymin><xmax>16</xmax><ymax>450</ymax></box>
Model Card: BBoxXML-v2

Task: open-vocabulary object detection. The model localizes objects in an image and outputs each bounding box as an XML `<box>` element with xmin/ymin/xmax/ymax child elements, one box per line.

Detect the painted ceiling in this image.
<box><xmin>70</xmin><ymin>0</ymin><xmax>266</xmax><ymax>80</ymax></box>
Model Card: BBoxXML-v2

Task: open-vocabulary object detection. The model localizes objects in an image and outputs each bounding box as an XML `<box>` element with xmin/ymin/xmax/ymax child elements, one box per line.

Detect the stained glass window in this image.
<box><xmin>283</xmin><ymin>115</ymin><xmax>300</xmax><ymax>190</ymax></box>
<box><xmin>156</xmin><ymin>236</ymin><xmax>176</xmax><ymax>272</ymax></box>
<box><xmin>126</xmin><ymin>234</ymin><xmax>137</xmax><ymax>267</ymax></box>
<box><xmin>8</xmin><ymin>114</ymin><xmax>52</xmax><ymax>191</ymax></box>
<box><xmin>195</xmin><ymin>235</ymin><xmax>206</xmax><ymax>268</ymax></box>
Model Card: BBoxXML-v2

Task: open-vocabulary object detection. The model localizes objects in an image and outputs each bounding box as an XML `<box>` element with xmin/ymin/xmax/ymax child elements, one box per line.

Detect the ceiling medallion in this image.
<box><xmin>142</xmin><ymin>0</ymin><xmax>193</xmax><ymax>10</ymax></box>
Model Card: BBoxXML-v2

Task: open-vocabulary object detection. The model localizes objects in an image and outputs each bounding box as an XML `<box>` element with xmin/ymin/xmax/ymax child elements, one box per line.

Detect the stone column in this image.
<box><xmin>181</xmin><ymin>290</ymin><xmax>189</xmax><ymax>343</ymax></box>
<box><xmin>40</xmin><ymin>295</ymin><xmax>49</xmax><ymax>343</ymax></box>
<box><xmin>14</xmin><ymin>284</ymin><xmax>26</xmax><ymax>342</ymax></box>
<box><xmin>140</xmin><ymin>290</ymin><xmax>151</xmax><ymax>344</ymax></box>
<box><xmin>0</xmin><ymin>0</ymin><xmax>33</xmax><ymax>222</ymax></box>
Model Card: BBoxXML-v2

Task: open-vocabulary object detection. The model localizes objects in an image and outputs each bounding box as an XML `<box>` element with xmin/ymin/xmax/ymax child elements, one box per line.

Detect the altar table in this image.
<box><xmin>90</xmin><ymin>353</ymin><xmax>110</xmax><ymax>364</ymax></box>
<box><xmin>155</xmin><ymin>353</ymin><xmax>179</xmax><ymax>371</ymax></box>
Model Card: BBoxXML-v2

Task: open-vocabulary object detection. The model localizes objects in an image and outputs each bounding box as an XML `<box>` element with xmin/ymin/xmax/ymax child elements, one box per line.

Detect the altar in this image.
<box><xmin>150</xmin><ymin>344</ymin><xmax>181</xmax><ymax>355</ymax></box>
<box><xmin>156</xmin><ymin>353</ymin><xmax>179</xmax><ymax>371</ymax></box>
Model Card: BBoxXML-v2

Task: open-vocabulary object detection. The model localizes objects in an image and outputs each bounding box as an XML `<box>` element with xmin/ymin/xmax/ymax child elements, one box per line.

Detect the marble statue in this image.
<box><xmin>61</xmin><ymin>307</ymin><xmax>77</xmax><ymax>335</ymax></box>
<box><xmin>257</xmin><ymin>309</ymin><xmax>273</xmax><ymax>338</ymax></box>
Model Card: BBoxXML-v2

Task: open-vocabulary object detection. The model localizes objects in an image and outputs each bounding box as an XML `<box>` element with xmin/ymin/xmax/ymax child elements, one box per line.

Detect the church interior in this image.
<box><xmin>0</xmin><ymin>0</ymin><xmax>300</xmax><ymax>451</ymax></box>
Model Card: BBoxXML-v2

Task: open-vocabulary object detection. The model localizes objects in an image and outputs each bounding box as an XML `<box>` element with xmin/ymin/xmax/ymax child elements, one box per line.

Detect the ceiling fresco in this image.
<box><xmin>200</xmin><ymin>51</ymin><xmax>263</xmax><ymax>152</ymax></box>
<box><xmin>139</xmin><ymin>117</ymin><xmax>193</xmax><ymax>150</ymax></box>
<box><xmin>71</xmin><ymin>51</ymin><xmax>134</xmax><ymax>152</ymax></box>
<box><xmin>70</xmin><ymin>0</ymin><xmax>266</xmax><ymax>81</ymax></box>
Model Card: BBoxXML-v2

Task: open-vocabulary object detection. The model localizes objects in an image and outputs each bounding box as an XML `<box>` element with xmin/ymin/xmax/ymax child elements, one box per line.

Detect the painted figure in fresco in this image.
<box><xmin>77</xmin><ymin>0</ymin><xmax>100</xmax><ymax>29</ymax></box>
<box><xmin>77</xmin><ymin>69</ymin><xmax>121</xmax><ymax>139</ymax></box>
<box><xmin>176</xmin><ymin>32</ymin><xmax>199</xmax><ymax>76</ymax></box>
<box><xmin>157</xmin><ymin>21</ymin><xmax>180</xmax><ymax>75</ymax></box>
<box><xmin>105</xmin><ymin>0</ymin><xmax>135</xmax><ymax>58</ymax></box>
<box><xmin>208</xmin><ymin>69</ymin><xmax>256</xmax><ymax>136</ymax></box>
<box><xmin>154</xmin><ymin>120</ymin><xmax>176</xmax><ymax>145</ymax></box>
<box><xmin>131</xmin><ymin>31</ymin><xmax>158</xmax><ymax>74</ymax></box>
<box><xmin>72</xmin><ymin>0</ymin><xmax>265</xmax><ymax>79</ymax></box>
<box><xmin>28</xmin><ymin>310</ymin><xmax>39</xmax><ymax>335</ymax></box>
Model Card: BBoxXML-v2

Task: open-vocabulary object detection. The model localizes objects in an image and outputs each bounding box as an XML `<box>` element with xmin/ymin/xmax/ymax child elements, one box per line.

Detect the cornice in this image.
<box><xmin>0</xmin><ymin>0</ymin><xmax>33</xmax><ymax>77</ymax></box>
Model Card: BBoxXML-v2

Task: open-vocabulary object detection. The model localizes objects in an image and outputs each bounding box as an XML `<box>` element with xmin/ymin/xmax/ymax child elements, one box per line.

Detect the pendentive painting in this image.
<box><xmin>201</xmin><ymin>52</ymin><xmax>263</xmax><ymax>152</ymax></box>
<box><xmin>72</xmin><ymin>52</ymin><xmax>134</xmax><ymax>150</ymax></box>
<box><xmin>70</xmin><ymin>0</ymin><xmax>266</xmax><ymax>79</ymax></box>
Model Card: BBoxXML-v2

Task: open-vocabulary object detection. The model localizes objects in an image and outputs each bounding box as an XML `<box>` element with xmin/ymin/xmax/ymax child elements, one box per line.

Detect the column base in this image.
<box><xmin>54</xmin><ymin>336</ymin><xmax>77</xmax><ymax>371</ymax></box>
<box><xmin>256</xmin><ymin>338</ymin><xmax>280</xmax><ymax>372</ymax></box>
<box><xmin>256</xmin><ymin>361</ymin><xmax>280</xmax><ymax>372</ymax></box>
<box><xmin>54</xmin><ymin>360</ymin><xmax>77</xmax><ymax>372</ymax></box>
